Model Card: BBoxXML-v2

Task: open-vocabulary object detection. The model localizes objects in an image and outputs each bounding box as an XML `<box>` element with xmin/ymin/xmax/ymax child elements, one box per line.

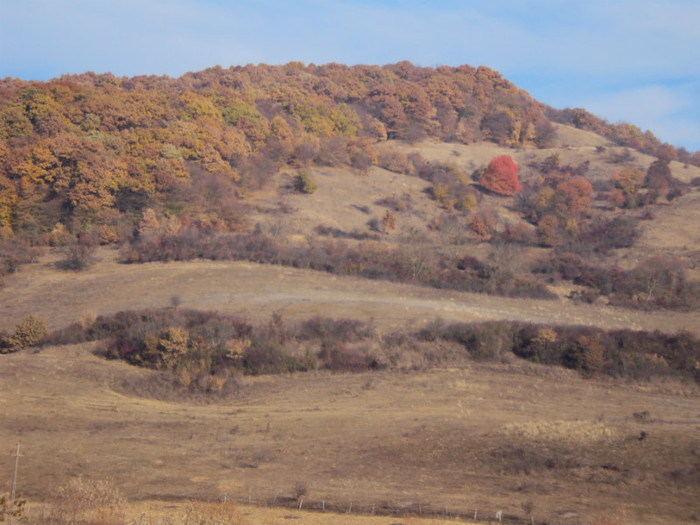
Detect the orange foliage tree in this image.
<box><xmin>613</xmin><ymin>166</ymin><xmax>644</xmax><ymax>207</ymax></box>
<box><xmin>553</xmin><ymin>176</ymin><xmax>593</xmax><ymax>219</ymax></box>
<box><xmin>480</xmin><ymin>155</ymin><xmax>521</xmax><ymax>196</ymax></box>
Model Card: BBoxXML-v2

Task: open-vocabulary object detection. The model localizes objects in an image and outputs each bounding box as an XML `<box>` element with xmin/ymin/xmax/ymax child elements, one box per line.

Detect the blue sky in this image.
<box><xmin>2</xmin><ymin>0</ymin><xmax>698</xmax><ymax>151</ymax></box>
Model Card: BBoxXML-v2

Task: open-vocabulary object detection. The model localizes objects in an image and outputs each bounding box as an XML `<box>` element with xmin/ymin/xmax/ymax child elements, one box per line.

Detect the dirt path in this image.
<box><xmin>1</xmin><ymin>249</ymin><xmax>699</xmax><ymax>334</ymax></box>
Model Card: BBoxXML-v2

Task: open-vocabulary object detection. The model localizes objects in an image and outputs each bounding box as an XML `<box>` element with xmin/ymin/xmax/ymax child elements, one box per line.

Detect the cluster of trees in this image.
<box><xmin>0</xmin><ymin>314</ymin><xmax>47</xmax><ymax>353</ymax></box>
<box><xmin>535</xmin><ymin>253</ymin><xmax>700</xmax><ymax>310</ymax></box>
<box><xmin>0</xmin><ymin>62</ymin><xmax>558</xmax><ymax>241</ymax></box>
<box><xmin>3</xmin><ymin>62</ymin><xmax>698</xmax><ymax>313</ymax></box>
<box><xmin>606</xmin><ymin>158</ymin><xmax>681</xmax><ymax>208</ymax></box>
<box><xmin>7</xmin><ymin>62</ymin><xmax>691</xmax><ymax>246</ymax></box>
<box><xmin>45</xmin><ymin>309</ymin><xmax>381</xmax><ymax>391</ymax></box>
<box><xmin>515</xmin><ymin>154</ymin><xmax>595</xmax><ymax>246</ymax></box>
<box><xmin>418</xmin><ymin>319</ymin><xmax>700</xmax><ymax>383</ymax></box>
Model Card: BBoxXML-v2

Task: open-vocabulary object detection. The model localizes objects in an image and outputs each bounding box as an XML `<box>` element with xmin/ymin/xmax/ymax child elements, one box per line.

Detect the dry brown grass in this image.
<box><xmin>2</xmin><ymin>341</ymin><xmax>699</xmax><ymax>524</ymax></box>
<box><xmin>37</xmin><ymin>476</ymin><xmax>126</xmax><ymax>524</ymax></box>
<box><xmin>2</xmin><ymin>248</ymin><xmax>699</xmax><ymax>337</ymax></box>
<box><xmin>123</xmin><ymin>501</ymin><xmax>472</xmax><ymax>525</ymax></box>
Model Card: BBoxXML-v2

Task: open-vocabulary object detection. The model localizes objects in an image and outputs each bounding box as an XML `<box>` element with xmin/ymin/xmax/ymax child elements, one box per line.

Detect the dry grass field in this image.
<box><xmin>122</xmin><ymin>499</ymin><xmax>473</xmax><ymax>524</ymax></box>
<box><xmin>1</xmin><ymin>326</ymin><xmax>699</xmax><ymax>523</ymax></box>
<box><xmin>2</xmin><ymin>249</ymin><xmax>700</xmax><ymax>336</ymax></box>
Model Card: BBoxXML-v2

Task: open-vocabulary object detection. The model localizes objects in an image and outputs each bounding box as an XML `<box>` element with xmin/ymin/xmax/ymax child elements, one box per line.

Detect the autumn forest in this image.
<box><xmin>1</xmin><ymin>62</ymin><xmax>697</xmax><ymax>242</ymax></box>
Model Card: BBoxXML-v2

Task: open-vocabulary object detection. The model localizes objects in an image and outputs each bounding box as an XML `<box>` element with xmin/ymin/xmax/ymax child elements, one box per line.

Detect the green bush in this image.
<box><xmin>293</xmin><ymin>169</ymin><xmax>318</xmax><ymax>194</ymax></box>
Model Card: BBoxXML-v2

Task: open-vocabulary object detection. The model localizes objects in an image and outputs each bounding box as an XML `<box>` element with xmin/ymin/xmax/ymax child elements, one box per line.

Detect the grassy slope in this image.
<box><xmin>2</xmin><ymin>248</ymin><xmax>700</xmax><ymax>335</ymax></box>
<box><xmin>249</xmin><ymin>126</ymin><xmax>700</xmax><ymax>279</ymax></box>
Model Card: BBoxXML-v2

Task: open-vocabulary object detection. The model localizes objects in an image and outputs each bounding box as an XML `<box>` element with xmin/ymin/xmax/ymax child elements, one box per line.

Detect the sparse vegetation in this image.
<box><xmin>57</xmin><ymin>233</ymin><xmax>99</xmax><ymax>271</ymax></box>
<box><xmin>38</xmin><ymin>476</ymin><xmax>125</xmax><ymax>525</ymax></box>
<box><xmin>3</xmin><ymin>304</ymin><xmax>700</xmax><ymax>523</ymax></box>
<box><xmin>0</xmin><ymin>492</ymin><xmax>27</xmax><ymax>523</ymax></box>
<box><xmin>118</xmin><ymin>229</ymin><xmax>555</xmax><ymax>299</ymax></box>
<box><xmin>0</xmin><ymin>237</ymin><xmax>43</xmax><ymax>285</ymax></box>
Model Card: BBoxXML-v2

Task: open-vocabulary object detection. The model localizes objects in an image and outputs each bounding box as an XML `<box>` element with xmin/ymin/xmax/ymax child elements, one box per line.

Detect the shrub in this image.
<box><xmin>0</xmin><ymin>237</ymin><xmax>43</xmax><ymax>280</ymax></box>
<box><xmin>293</xmin><ymin>169</ymin><xmax>317</xmax><ymax>194</ymax></box>
<box><xmin>377</xmin><ymin>149</ymin><xmax>409</xmax><ymax>173</ymax></box>
<box><xmin>469</xmin><ymin>213</ymin><xmax>493</xmax><ymax>241</ymax></box>
<box><xmin>553</xmin><ymin>177</ymin><xmax>593</xmax><ymax>218</ymax></box>
<box><xmin>645</xmin><ymin>158</ymin><xmax>672</xmax><ymax>201</ymax></box>
<box><xmin>502</xmin><ymin>221</ymin><xmax>534</xmax><ymax>244</ymax></box>
<box><xmin>2</xmin><ymin>315</ymin><xmax>47</xmax><ymax>352</ymax></box>
<box><xmin>579</xmin><ymin>216</ymin><xmax>638</xmax><ymax>254</ymax></box>
<box><xmin>0</xmin><ymin>492</ymin><xmax>26</xmax><ymax>523</ymax></box>
<box><xmin>297</xmin><ymin>317</ymin><xmax>374</xmax><ymax>343</ymax></box>
<box><xmin>613</xmin><ymin>166</ymin><xmax>644</xmax><ymax>207</ymax></box>
<box><xmin>155</xmin><ymin>326</ymin><xmax>190</xmax><ymax>369</ymax></box>
<box><xmin>513</xmin><ymin>325</ymin><xmax>562</xmax><ymax>364</ymax></box>
<box><xmin>382</xmin><ymin>210</ymin><xmax>396</xmax><ymax>231</ymax></box>
<box><xmin>563</xmin><ymin>335</ymin><xmax>605</xmax><ymax>377</ymax></box>
<box><xmin>243</xmin><ymin>339</ymin><xmax>308</xmax><ymax>375</ymax></box>
<box><xmin>480</xmin><ymin>155</ymin><xmax>522</xmax><ymax>196</ymax></box>
<box><xmin>536</xmin><ymin>214</ymin><xmax>560</xmax><ymax>247</ymax></box>
<box><xmin>320</xmin><ymin>342</ymin><xmax>377</xmax><ymax>372</ymax></box>
<box><xmin>58</xmin><ymin>233</ymin><xmax>98</xmax><ymax>271</ymax></box>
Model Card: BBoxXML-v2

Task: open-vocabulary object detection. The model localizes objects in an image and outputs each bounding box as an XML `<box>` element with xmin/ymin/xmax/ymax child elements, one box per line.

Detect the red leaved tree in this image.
<box><xmin>480</xmin><ymin>155</ymin><xmax>522</xmax><ymax>196</ymax></box>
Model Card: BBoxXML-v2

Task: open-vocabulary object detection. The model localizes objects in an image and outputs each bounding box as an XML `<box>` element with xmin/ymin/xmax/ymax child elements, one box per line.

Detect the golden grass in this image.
<box><xmin>500</xmin><ymin>419</ymin><xmax>615</xmax><ymax>443</ymax></box>
<box><xmin>2</xmin><ymin>248</ymin><xmax>700</xmax><ymax>337</ymax></box>
<box><xmin>125</xmin><ymin>501</ymin><xmax>474</xmax><ymax>525</ymax></box>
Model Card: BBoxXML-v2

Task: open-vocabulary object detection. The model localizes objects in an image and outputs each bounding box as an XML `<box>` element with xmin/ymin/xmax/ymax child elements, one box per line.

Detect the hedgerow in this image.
<box><xmin>119</xmin><ymin>229</ymin><xmax>556</xmax><ymax>300</ymax></box>
<box><xmin>42</xmin><ymin>310</ymin><xmax>700</xmax><ymax>389</ymax></box>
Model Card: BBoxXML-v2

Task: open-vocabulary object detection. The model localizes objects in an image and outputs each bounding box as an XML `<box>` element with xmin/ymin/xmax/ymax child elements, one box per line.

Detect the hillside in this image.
<box><xmin>2</xmin><ymin>63</ymin><xmax>700</xmax><ymax>525</ymax></box>
<box><xmin>2</xmin><ymin>63</ymin><xmax>700</xmax><ymax>314</ymax></box>
<box><xmin>0</xmin><ymin>62</ymin><xmax>697</xmax><ymax>241</ymax></box>
<box><xmin>3</xmin><ymin>248</ymin><xmax>700</xmax><ymax>335</ymax></box>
